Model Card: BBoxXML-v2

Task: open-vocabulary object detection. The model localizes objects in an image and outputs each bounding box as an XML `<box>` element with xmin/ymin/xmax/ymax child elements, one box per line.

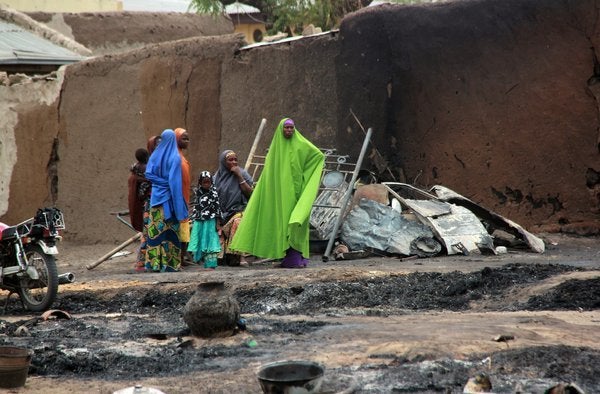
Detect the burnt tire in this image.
<box><xmin>18</xmin><ymin>244</ymin><xmax>59</xmax><ymax>312</ymax></box>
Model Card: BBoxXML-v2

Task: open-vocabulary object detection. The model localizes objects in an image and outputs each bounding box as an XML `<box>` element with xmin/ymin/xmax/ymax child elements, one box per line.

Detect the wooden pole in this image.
<box><xmin>245</xmin><ymin>118</ymin><xmax>267</xmax><ymax>170</ymax></box>
<box><xmin>86</xmin><ymin>232</ymin><xmax>141</xmax><ymax>270</ymax></box>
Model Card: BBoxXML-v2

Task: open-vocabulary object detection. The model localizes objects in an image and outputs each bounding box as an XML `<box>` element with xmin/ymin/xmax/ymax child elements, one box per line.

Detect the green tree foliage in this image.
<box><xmin>187</xmin><ymin>0</ymin><xmax>223</xmax><ymax>14</ymax></box>
<box><xmin>188</xmin><ymin>0</ymin><xmax>367</xmax><ymax>34</ymax></box>
<box><xmin>188</xmin><ymin>0</ymin><xmax>438</xmax><ymax>35</ymax></box>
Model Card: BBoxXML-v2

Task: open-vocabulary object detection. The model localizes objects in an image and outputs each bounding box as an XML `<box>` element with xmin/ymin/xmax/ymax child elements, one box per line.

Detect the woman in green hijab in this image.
<box><xmin>229</xmin><ymin>118</ymin><xmax>324</xmax><ymax>268</ymax></box>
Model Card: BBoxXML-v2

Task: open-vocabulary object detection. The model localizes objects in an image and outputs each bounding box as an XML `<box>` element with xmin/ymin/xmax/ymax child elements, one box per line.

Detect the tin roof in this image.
<box><xmin>225</xmin><ymin>1</ymin><xmax>260</xmax><ymax>15</ymax></box>
<box><xmin>0</xmin><ymin>20</ymin><xmax>85</xmax><ymax>65</ymax></box>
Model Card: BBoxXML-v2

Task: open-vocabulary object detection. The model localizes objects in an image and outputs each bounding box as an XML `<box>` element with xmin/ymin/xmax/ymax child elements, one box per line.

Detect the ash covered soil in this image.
<box><xmin>1</xmin><ymin>233</ymin><xmax>599</xmax><ymax>393</ymax></box>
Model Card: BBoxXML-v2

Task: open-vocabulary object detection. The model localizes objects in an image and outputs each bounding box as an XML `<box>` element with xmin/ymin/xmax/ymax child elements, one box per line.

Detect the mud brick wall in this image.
<box><xmin>2</xmin><ymin>0</ymin><xmax>600</xmax><ymax>243</ymax></box>
<box><xmin>337</xmin><ymin>0</ymin><xmax>600</xmax><ymax>234</ymax></box>
<box><xmin>54</xmin><ymin>36</ymin><xmax>240</xmax><ymax>243</ymax></box>
<box><xmin>0</xmin><ymin>75</ymin><xmax>62</xmax><ymax>224</ymax></box>
<box><xmin>26</xmin><ymin>11</ymin><xmax>234</xmax><ymax>55</ymax></box>
<box><xmin>220</xmin><ymin>33</ymin><xmax>340</xmax><ymax>160</ymax></box>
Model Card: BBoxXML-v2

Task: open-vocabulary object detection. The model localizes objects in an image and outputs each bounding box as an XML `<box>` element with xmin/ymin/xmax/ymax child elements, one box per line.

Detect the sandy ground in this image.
<box><xmin>1</xmin><ymin>232</ymin><xmax>599</xmax><ymax>393</ymax></box>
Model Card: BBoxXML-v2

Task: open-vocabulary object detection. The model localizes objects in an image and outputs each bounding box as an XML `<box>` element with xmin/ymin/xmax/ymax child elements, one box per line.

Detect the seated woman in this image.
<box><xmin>213</xmin><ymin>150</ymin><xmax>253</xmax><ymax>266</ymax></box>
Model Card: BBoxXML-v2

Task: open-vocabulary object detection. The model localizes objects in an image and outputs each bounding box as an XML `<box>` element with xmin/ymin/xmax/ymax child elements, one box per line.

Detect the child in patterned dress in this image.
<box><xmin>187</xmin><ymin>171</ymin><xmax>222</xmax><ymax>269</ymax></box>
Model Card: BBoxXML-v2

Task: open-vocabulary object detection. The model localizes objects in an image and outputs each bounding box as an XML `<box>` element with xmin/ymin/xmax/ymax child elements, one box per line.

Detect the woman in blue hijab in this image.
<box><xmin>144</xmin><ymin>129</ymin><xmax>188</xmax><ymax>272</ymax></box>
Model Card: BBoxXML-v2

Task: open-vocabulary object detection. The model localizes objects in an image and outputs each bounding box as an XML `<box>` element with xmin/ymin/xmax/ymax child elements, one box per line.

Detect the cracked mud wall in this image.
<box><xmin>337</xmin><ymin>0</ymin><xmax>600</xmax><ymax>234</ymax></box>
<box><xmin>0</xmin><ymin>73</ymin><xmax>63</xmax><ymax>224</ymax></box>
<box><xmin>220</xmin><ymin>33</ymin><xmax>340</xmax><ymax>158</ymax></box>
<box><xmin>51</xmin><ymin>31</ymin><xmax>338</xmax><ymax>243</ymax></box>
<box><xmin>27</xmin><ymin>11</ymin><xmax>234</xmax><ymax>55</ymax></box>
<box><xmin>4</xmin><ymin>0</ymin><xmax>600</xmax><ymax>242</ymax></box>
<box><xmin>55</xmin><ymin>35</ymin><xmax>241</xmax><ymax>243</ymax></box>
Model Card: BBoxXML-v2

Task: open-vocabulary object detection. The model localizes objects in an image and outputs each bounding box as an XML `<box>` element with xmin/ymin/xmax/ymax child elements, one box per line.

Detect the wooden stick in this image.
<box><xmin>349</xmin><ymin>109</ymin><xmax>396</xmax><ymax>181</ymax></box>
<box><xmin>86</xmin><ymin>232</ymin><xmax>141</xmax><ymax>270</ymax></box>
<box><xmin>245</xmin><ymin>118</ymin><xmax>267</xmax><ymax>170</ymax></box>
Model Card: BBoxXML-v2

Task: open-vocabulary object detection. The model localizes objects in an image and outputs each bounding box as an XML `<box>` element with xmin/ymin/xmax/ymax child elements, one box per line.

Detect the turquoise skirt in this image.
<box><xmin>188</xmin><ymin>218</ymin><xmax>221</xmax><ymax>268</ymax></box>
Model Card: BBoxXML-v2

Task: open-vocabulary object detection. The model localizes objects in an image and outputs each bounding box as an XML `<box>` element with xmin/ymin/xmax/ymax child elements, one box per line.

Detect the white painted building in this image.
<box><xmin>121</xmin><ymin>0</ymin><xmax>192</xmax><ymax>12</ymax></box>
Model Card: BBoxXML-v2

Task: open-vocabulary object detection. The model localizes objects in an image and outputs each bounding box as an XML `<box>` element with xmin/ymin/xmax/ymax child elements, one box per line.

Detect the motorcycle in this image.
<box><xmin>0</xmin><ymin>207</ymin><xmax>65</xmax><ymax>312</ymax></box>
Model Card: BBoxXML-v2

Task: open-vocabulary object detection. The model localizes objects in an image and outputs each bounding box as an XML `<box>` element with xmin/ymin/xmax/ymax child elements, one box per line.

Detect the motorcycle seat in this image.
<box><xmin>0</xmin><ymin>223</ymin><xmax>17</xmax><ymax>241</ymax></box>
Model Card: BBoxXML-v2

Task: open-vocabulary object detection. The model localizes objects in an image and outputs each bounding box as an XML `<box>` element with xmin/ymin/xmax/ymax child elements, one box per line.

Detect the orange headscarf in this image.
<box><xmin>174</xmin><ymin>128</ymin><xmax>191</xmax><ymax>205</ymax></box>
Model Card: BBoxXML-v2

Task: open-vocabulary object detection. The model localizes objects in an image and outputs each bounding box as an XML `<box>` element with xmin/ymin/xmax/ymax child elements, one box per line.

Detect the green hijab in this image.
<box><xmin>230</xmin><ymin>118</ymin><xmax>324</xmax><ymax>259</ymax></box>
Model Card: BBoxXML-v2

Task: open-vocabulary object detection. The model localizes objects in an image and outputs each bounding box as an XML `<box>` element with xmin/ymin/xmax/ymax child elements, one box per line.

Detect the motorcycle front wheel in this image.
<box><xmin>18</xmin><ymin>244</ymin><xmax>59</xmax><ymax>312</ymax></box>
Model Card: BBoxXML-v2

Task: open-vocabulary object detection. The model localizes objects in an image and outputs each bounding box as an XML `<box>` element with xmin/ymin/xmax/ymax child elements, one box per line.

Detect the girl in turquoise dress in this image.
<box><xmin>188</xmin><ymin>171</ymin><xmax>222</xmax><ymax>269</ymax></box>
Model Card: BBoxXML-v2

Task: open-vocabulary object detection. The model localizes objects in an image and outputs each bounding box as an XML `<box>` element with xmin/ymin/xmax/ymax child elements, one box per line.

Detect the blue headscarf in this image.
<box><xmin>145</xmin><ymin>129</ymin><xmax>188</xmax><ymax>221</ymax></box>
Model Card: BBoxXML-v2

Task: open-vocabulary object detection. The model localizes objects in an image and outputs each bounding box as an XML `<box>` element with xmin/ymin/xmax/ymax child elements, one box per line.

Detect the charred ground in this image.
<box><xmin>1</xmin><ymin>241</ymin><xmax>599</xmax><ymax>393</ymax></box>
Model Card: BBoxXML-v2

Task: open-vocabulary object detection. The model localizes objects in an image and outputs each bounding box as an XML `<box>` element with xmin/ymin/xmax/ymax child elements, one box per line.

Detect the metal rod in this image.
<box><xmin>322</xmin><ymin>127</ymin><xmax>373</xmax><ymax>261</ymax></box>
<box><xmin>245</xmin><ymin>118</ymin><xmax>267</xmax><ymax>170</ymax></box>
<box><xmin>110</xmin><ymin>210</ymin><xmax>136</xmax><ymax>232</ymax></box>
<box><xmin>116</xmin><ymin>214</ymin><xmax>135</xmax><ymax>232</ymax></box>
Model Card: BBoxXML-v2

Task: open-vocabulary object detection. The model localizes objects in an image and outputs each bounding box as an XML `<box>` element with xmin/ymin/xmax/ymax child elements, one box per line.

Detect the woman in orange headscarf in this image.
<box><xmin>174</xmin><ymin>128</ymin><xmax>191</xmax><ymax>264</ymax></box>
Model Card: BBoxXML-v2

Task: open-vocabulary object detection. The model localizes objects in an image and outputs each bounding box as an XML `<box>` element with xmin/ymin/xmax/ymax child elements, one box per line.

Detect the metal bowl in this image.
<box><xmin>257</xmin><ymin>360</ymin><xmax>325</xmax><ymax>394</ymax></box>
<box><xmin>322</xmin><ymin>171</ymin><xmax>345</xmax><ymax>188</ymax></box>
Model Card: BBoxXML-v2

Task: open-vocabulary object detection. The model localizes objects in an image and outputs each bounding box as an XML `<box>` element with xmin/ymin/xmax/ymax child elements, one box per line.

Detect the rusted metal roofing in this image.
<box><xmin>0</xmin><ymin>20</ymin><xmax>84</xmax><ymax>65</ymax></box>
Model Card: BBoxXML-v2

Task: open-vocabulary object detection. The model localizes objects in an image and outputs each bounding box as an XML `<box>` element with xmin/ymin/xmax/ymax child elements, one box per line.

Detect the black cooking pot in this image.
<box><xmin>257</xmin><ymin>360</ymin><xmax>325</xmax><ymax>394</ymax></box>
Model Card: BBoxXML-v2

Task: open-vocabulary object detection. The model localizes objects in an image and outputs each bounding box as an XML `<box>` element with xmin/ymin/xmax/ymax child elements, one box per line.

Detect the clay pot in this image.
<box><xmin>183</xmin><ymin>281</ymin><xmax>240</xmax><ymax>338</ymax></box>
<box><xmin>0</xmin><ymin>346</ymin><xmax>31</xmax><ymax>389</ymax></box>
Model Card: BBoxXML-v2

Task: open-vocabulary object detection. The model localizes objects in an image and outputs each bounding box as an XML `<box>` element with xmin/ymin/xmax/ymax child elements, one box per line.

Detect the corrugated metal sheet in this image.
<box><xmin>402</xmin><ymin>199</ymin><xmax>495</xmax><ymax>255</ymax></box>
<box><xmin>0</xmin><ymin>21</ymin><xmax>84</xmax><ymax>65</ymax></box>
